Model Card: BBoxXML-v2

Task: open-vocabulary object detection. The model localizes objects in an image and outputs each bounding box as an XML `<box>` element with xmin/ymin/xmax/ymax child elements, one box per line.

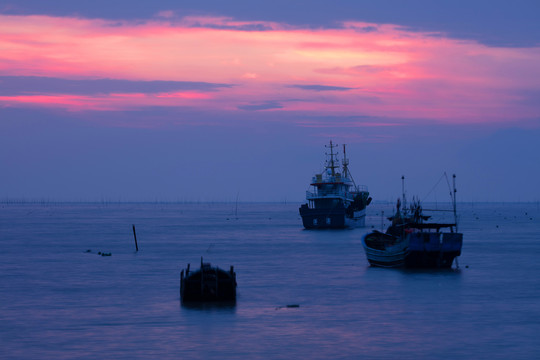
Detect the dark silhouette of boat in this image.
<box><xmin>180</xmin><ymin>258</ymin><xmax>237</xmax><ymax>303</ymax></box>
<box><xmin>299</xmin><ymin>141</ymin><xmax>371</xmax><ymax>229</ymax></box>
<box><xmin>362</xmin><ymin>175</ymin><xmax>463</xmax><ymax>268</ymax></box>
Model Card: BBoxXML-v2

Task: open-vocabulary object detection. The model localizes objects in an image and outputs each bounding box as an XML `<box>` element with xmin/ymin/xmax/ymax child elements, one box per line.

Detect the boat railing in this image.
<box><xmin>355</xmin><ymin>185</ymin><xmax>368</xmax><ymax>192</ymax></box>
<box><xmin>306</xmin><ymin>190</ymin><xmax>350</xmax><ymax>200</ymax></box>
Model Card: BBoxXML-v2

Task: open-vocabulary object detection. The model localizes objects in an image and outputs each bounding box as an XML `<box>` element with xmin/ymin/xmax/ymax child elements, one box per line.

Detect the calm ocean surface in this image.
<box><xmin>1</xmin><ymin>202</ymin><xmax>539</xmax><ymax>359</ymax></box>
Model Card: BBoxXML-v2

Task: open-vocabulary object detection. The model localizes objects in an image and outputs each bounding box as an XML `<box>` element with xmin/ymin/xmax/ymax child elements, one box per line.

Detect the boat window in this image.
<box><xmin>326</xmin><ymin>217</ymin><xmax>331</xmax><ymax>225</ymax></box>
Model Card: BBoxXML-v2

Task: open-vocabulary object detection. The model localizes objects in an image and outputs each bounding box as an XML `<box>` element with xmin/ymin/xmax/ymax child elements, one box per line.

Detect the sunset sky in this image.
<box><xmin>1</xmin><ymin>0</ymin><xmax>539</xmax><ymax>202</ymax></box>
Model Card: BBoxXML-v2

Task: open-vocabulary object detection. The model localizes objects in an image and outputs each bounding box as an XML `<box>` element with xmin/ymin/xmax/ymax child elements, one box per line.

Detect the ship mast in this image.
<box><xmin>325</xmin><ymin>140</ymin><xmax>339</xmax><ymax>176</ymax></box>
<box><xmin>401</xmin><ymin>175</ymin><xmax>407</xmax><ymax>214</ymax></box>
<box><xmin>342</xmin><ymin>144</ymin><xmax>358</xmax><ymax>188</ymax></box>
<box><xmin>342</xmin><ymin>144</ymin><xmax>349</xmax><ymax>178</ymax></box>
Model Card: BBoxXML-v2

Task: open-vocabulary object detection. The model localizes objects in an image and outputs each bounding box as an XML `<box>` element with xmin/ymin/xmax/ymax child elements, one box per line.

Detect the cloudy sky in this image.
<box><xmin>1</xmin><ymin>0</ymin><xmax>539</xmax><ymax>202</ymax></box>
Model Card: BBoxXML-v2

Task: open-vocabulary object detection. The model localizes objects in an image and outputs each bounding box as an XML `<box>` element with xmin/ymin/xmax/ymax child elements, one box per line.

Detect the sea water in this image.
<box><xmin>1</xmin><ymin>202</ymin><xmax>539</xmax><ymax>359</ymax></box>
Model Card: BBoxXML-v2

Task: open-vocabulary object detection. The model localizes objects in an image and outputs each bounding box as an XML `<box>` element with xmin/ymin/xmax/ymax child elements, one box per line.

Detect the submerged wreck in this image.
<box><xmin>180</xmin><ymin>258</ymin><xmax>237</xmax><ymax>303</ymax></box>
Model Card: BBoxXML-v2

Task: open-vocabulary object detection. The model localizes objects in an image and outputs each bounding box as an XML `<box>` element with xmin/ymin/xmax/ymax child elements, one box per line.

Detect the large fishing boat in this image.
<box><xmin>299</xmin><ymin>141</ymin><xmax>371</xmax><ymax>229</ymax></box>
<box><xmin>362</xmin><ymin>175</ymin><xmax>463</xmax><ymax>268</ymax></box>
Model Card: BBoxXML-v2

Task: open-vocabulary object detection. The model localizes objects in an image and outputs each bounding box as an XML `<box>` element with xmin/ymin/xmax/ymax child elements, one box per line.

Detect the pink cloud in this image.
<box><xmin>154</xmin><ymin>92</ymin><xmax>213</xmax><ymax>99</ymax></box>
<box><xmin>0</xmin><ymin>14</ymin><xmax>539</xmax><ymax>124</ymax></box>
<box><xmin>0</xmin><ymin>91</ymin><xmax>215</xmax><ymax>111</ymax></box>
<box><xmin>0</xmin><ymin>94</ymin><xmax>84</xmax><ymax>106</ymax></box>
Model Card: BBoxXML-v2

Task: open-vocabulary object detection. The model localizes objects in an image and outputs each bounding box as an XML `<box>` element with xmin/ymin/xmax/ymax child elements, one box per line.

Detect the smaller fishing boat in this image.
<box><xmin>362</xmin><ymin>175</ymin><xmax>463</xmax><ymax>268</ymax></box>
<box><xmin>180</xmin><ymin>258</ymin><xmax>237</xmax><ymax>303</ymax></box>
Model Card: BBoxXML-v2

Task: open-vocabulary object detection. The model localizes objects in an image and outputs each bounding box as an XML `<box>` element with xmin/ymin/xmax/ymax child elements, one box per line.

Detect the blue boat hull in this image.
<box><xmin>406</xmin><ymin>232</ymin><xmax>462</xmax><ymax>268</ymax></box>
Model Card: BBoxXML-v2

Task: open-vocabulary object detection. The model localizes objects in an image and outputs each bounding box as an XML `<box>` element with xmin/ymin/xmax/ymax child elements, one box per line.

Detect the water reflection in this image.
<box><xmin>180</xmin><ymin>301</ymin><xmax>237</xmax><ymax>314</ymax></box>
<box><xmin>364</xmin><ymin>264</ymin><xmax>463</xmax><ymax>275</ymax></box>
<box><xmin>400</xmin><ymin>267</ymin><xmax>462</xmax><ymax>275</ymax></box>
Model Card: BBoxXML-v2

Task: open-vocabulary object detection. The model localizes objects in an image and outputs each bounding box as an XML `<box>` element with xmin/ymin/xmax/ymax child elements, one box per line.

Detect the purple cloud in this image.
<box><xmin>237</xmin><ymin>101</ymin><xmax>283</xmax><ymax>111</ymax></box>
<box><xmin>0</xmin><ymin>76</ymin><xmax>233</xmax><ymax>96</ymax></box>
<box><xmin>290</xmin><ymin>84</ymin><xmax>355</xmax><ymax>92</ymax></box>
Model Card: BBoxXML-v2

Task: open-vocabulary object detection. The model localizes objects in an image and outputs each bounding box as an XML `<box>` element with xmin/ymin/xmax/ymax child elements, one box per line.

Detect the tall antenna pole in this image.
<box><xmin>342</xmin><ymin>144</ymin><xmax>348</xmax><ymax>177</ymax></box>
<box><xmin>401</xmin><ymin>175</ymin><xmax>406</xmax><ymax>211</ymax></box>
<box><xmin>453</xmin><ymin>174</ymin><xmax>458</xmax><ymax>230</ymax></box>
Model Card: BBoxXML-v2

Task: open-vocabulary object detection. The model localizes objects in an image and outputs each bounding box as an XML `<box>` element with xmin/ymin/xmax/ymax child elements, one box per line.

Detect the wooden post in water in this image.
<box><xmin>132</xmin><ymin>224</ymin><xmax>139</xmax><ymax>251</ymax></box>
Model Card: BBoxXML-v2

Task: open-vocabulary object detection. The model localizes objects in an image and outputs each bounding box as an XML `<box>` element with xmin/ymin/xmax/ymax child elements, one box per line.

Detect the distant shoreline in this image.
<box><xmin>1</xmin><ymin>199</ymin><xmax>539</xmax><ymax>205</ymax></box>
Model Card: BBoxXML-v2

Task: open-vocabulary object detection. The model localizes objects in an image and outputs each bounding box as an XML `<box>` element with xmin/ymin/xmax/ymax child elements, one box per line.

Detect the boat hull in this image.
<box><xmin>299</xmin><ymin>205</ymin><xmax>365</xmax><ymax>229</ymax></box>
<box><xmin>406</xmin><ymin>232</ymin><xmax>462</xmax><ymax>268</ymax></box>
<box><xmin>362</xmin><ymin>231</ymin><xmax>462</xmax><ymax>268</ymax></box>
<box><xmin>362</xmin><ymin>231</ymin><xmax>407</xmax><ymax>267</ymax></box>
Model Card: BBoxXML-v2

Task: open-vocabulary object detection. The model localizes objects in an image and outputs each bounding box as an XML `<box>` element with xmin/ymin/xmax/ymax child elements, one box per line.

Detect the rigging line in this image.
<box><xmin>444</xmin><ymin>172</ymin><xmax>453</xmax><ymax>202</ymax></box>
<box><xmin>348</xmin><ymin>171</ymin><xmax>358</xmax><ymax>189</ymax></box>
<box><xmin>422</xmin><ymin>172</ymin><xmax>447</xmax><ymax>202</ymax></box>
